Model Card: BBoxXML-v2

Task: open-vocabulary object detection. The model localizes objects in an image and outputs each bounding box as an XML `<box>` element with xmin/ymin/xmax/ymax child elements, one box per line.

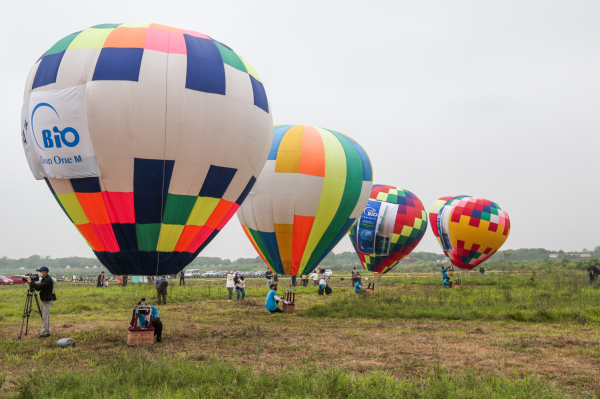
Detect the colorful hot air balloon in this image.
<box><xmin>429</xmin><ymin>196</ymin><xmax>457</xmax><ymax>257</ymax></box>
<box><xmin>21</xmin><ymin>23</ymin><xmax>273</xmax><ymax>275</ymax></box>
<box><xmin>436</xmin><ymin>196</ymin><xmax>510</xmax><ymax>270</ymax></box>
<box><xmin>237</xmin><ymin>125</ymin><xmax>373</xmax><ymax>276</ymax></box>
<box><xmin>349</xmin><ymin>186</ymin><xmax>428</xmax><ymax>274</ymax></box>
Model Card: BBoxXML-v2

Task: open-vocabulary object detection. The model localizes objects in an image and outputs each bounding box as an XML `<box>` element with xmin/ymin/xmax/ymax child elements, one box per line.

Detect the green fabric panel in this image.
<box><xmin>387</xmin><ymin>194</ymin><xmax>398</xmax><ymax>203</ymax></box>
<box><xmin>162</xmin><ymin>194</ymin><xmax>197</xmax><ymax>225</ymax></box>
<box><xmin>248</xmin><ymin>228</ymin><xmax>275</xmax><ymax>270</ymax></box>
<box><xmin>91</xmin><ymin>23</ymin><xmax>122</xmax><ymax>29</ymax></box>
<box><xmin>306</xmin><ymin>130</ymin><xmax>363</xmax><ymax>267</ymax></box>
<box><xmin>54</xmin><ymin>194</ymin><xmax>73</xmax><ymax>223</ymax></box>
<box><xmin>136</xmin><ymin>224</ymin><xmax>161</xmax><ymax>252</ymax></box>
<box><xmin>45</xmin><ymin>32</ymin><xmax>81</xmax><ymax>56</ymax></box>
<box><xmin>214</xmin><ymin>42</ymin><xmax>247</xmax><ymax>73</ymax></box>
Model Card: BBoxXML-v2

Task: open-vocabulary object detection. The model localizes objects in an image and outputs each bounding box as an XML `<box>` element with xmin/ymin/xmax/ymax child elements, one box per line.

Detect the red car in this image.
<box><xmin>0</xmin><ymin>275</ymin><xmax>14</xmax><ymax>285</ymax></box>
<box><xmin>9</xmin><ymin>275</ymin><xmax>27</xmax><ymax>284</ymax></box>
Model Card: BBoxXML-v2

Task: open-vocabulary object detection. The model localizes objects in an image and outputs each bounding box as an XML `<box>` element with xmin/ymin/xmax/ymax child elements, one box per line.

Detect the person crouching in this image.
<box><xmin>135</xmin><ymin>301</ymin><xmax>163</xmax><ymax>343</ymax></box>
<box><xmin>265</xmin><ymin>284</ymin><xmax>283</xmax><ymax>314</ymax></box>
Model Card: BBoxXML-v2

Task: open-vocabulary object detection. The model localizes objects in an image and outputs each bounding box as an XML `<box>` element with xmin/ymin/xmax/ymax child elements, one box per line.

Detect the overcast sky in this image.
<box><xmin>1</xmin><ymin>1</ymin><xmax>599</xmax><ymax>261</ymax></box>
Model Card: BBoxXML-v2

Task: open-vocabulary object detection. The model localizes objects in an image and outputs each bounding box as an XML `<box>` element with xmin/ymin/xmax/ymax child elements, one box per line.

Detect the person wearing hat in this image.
<box><xmin>26</xmin><ymin>266</ymin><xmax>54</xmax><ymax>338</ymax></box>
<box><xmin>588</xmin><ymin>262</ymin><xmax>600</xmax><ymax>285</ymax></box>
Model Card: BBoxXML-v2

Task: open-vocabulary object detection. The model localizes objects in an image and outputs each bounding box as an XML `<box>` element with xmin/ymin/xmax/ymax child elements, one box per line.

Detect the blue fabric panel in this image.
<box><xmin>44</xmin><ymin>178</ymin><xmax>56</xmax><ymax>195</ymax></box>
<box><xmin>198</xmin><ymin>165</ymin><xmax>237</xmax><ymax>198</ymax></box>
<box><xmin>184</xmin><ymin>35</ymin><xmax>225</xmax><ymax>94</ymax></box>
<box><xmin>32</xmin><ymin>51</ymin><xmax>65</xmax><ymax>89</ymax></box>
<box><xmin>236</xmin><ymin>176</ymin><xmax>256</xmax><ymax>205</ymax></box>
<box><xmin>70</xmin><ymin>177</ymin><xmax>102</xmax><ymax>193</ymax></box>
<box><xmin>311</xmin><ymin>218</ymin><xmax>355</xmax><ymax>271</ymax></box>
<box><xmin>268</xmin><ymin>125</ymin><xmax>293</xmax><ymax>160</ymax></box>
<box><xmin>95</xmin><ymin>250</ymin><xmax>199</xmax><ymax>276</ymax></box>
<box><xmin>92</xmin><ymin>48</ymin><xmax>144</xmax><ymax>81</ymax></box>
<box><xmin>133</xmin><ymin>158</ymin><xmax>175</xmax><ymax>224</ymax></box>
<box><xmin>250</xmin><ymin>75</ymin><xmax>268</xmax><ymax>113</ymax></box>
<box><xmin>329</xmin><ymin>131</ymin><xmax>372</xmax><ymax>181</ymax></box>
<box><xmin>112</xmin><ymin>223</ymin><xmax>138</xmax><ymax>251</ymax></box>
<box><xmin>259</xmin><ymin>231</ymin><xmax>283</xmax><ymax>274</ymax></box>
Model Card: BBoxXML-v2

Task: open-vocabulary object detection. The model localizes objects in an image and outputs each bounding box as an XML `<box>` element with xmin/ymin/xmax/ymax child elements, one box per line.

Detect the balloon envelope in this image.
<box><xmin>437</xmin><ymin>196</ymin><xmax>510</xmax><ymax>270</ymax></box>
<box><xmin>349</xmin><ymin>185</ymin><xmax>427</xmax><ymax>274</ymax></box>
<box><xmin>22</xmin><ymin>23</ymin><xmax>273</xmax><ymax>275</ymax></box>
<box><xmin>237</xmin><ymin>125</ymin><xmax>373</xmax><ymax>276</ymax></box>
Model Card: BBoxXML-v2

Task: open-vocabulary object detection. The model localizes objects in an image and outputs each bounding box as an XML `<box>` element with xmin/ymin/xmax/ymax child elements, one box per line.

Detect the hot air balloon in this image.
<box><xmin>349</xmin><ymin>186</ymin><xmax>427</xmax><ymax>274</ymax></box>
<box><xmin>21</xmin><ymin>23</ymin><xmax>273</xmax><ymax>275</ymax></box>
<box><xmin>429</xmin><ymin>196</ymin><xmax>457</xmax><ymax>257</ymax></box>
<box><xmin>436</xmin><ymin>196</ymin><xmax>510</xmax><ymax>270</ymax></box>
<box><xmin>237</xmin><ymin>125</ymin><xmax>373</xmax><ymax>276</ymax></box>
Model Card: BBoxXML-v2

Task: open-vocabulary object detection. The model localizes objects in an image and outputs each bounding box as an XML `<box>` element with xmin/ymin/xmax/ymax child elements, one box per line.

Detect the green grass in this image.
<box><xmin>306</xmin><ymin>272</ymin><xmax>600</xmax><ymax>322</ymax></box>
<box><xmin>6</xmin><ymin>351</ymin><xmax>578</xmax><ymax>399</ymax></box>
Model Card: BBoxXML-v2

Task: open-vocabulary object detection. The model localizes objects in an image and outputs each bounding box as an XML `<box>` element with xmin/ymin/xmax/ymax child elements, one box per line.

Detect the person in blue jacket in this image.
<box><xmin>265</xmin><ymin>284</ymin><xmax>283</xmax><ymax>314</ymax></box>
<box><xmin>442</xmin><ymin>277</ymin><xmax>452</xmax><ymax>288</ymax></box>
<box><xmin>354</xmin><ymin>277</ymin><xmax>367</xmax><ymax>294</ymax></box>
<box><xmin>135</xmin><ymin>301</ymin><xmax>163</xmax><ymax>342</ymax></box>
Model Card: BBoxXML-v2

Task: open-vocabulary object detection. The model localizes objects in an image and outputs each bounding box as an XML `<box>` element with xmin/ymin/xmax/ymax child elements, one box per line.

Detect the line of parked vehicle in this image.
<box><xmin>183</xmin><ymin>269</ymin><xmax>333</xmax><ymax>278</ymax></box>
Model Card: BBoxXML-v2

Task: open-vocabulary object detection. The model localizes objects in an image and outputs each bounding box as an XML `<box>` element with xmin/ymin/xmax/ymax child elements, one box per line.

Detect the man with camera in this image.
<box><xmin>26</xmin><ymin>266</ymin><xmax>54</xmax><ymax>338</ymax></box>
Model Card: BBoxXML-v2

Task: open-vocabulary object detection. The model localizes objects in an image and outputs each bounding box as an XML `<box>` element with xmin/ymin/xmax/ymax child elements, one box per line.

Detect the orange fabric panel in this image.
<box><xmin>103</xmin><ymin>27</ymin><xmax>147</xmax><ymax>48</ymax></box>
<box><xmin>174</xmin><ymin>225</ymin><xmax>202</xmax><ymax>252</ymax></box>
<box><xmin>299</xmin><ymin>125</ymin><xmax>325</xmax><ymax>177</ymax></box>
<box><xmin>292</xmin><ymin>215</ymin><xmax>315</xmax><ymax>274</ymax></box>
<box><xmin>76</xmin><ymin>192</ymin><xmax>111</xmax><ymax>224</ymax></box>
<box><xmin>149</xmin><ymin>23</ymin><xmax>181</xmax><ymax>32</ymax></box>
<box><xmin>76</xmin><ymin>224</ymin><xmax>105</xmax><ymax>252</ymax></box>
<box><xmin>204</xmin><ymin>200</ymin><xmax>235</xmax><ymax>229</ymax></box>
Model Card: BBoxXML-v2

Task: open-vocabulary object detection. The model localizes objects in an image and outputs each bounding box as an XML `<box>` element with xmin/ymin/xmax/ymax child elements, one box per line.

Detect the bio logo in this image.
<box><xmin>364</xmin><ymin>206</ymin><xmax>378</xmax><ymax>218</ymax></box>
<box><xmin>31</xmin><ymin>103</ymin><xmax>80</xmax><ymax>151</ymax></box>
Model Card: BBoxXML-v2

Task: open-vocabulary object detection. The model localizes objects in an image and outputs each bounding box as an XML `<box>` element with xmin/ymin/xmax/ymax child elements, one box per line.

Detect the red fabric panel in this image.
<box><xmin>291</xmin><ymin>215</ymin><xmax>314</xmax><ymax>274</ymax></box>
<box><xmin>76</xmin><ymin>224</ymin><xmax>105</xmax><ymax>252</ymax></box>
<box><xmin>102</xmin><ymin>192</ymin><xmax>135</xmax><ymax>224</ymax></box>
<box><xmin>91</xmin><ymin>223</ymin><xmax>120</xmax><ymax>252</ymax></box>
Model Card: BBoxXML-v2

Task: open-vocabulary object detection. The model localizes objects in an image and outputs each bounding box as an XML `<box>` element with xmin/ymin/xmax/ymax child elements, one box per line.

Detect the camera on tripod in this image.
<box><xmin>25</xmin><ymin>273</ymin><xmax>39</xmax><ymax>283</ymax></box>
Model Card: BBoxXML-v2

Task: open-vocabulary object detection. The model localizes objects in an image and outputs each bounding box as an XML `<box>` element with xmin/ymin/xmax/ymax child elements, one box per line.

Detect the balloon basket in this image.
<box><xmin>282</xmin><ymin>303</ymin><xmax>295</xmax><ymax>313</ymax></box>
<box><xmin>448</xmin><ymin>270</ymin><xmax>454</xmax><ymax>276</ymax></box>
<box><xmin>127</xmin><ymin>327</ymin><xmax>154</xmax><ymax>347</ymax></box>
<box><xmin>373</xmin><ymin>272</ymin><xmax>382</xmax><ymax>283</ymax></box>
<box><xmin>366</xmin><ymin>282</ymin><xmax>375</xmax><ymax>295</ymax></box>
<box><xmin>282</xmin><ymin>286</ymin><xmax>296</xmax><ymax>313</ymax></box>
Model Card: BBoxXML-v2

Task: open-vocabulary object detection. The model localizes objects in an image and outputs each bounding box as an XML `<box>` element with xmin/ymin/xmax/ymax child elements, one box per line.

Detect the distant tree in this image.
<box><xmin>558</xmin><ymin>250</ymin><xmax>565</xmax><ymax>259</ymax></box>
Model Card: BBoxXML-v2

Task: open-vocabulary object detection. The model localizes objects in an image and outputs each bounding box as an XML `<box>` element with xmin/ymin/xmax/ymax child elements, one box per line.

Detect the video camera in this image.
<box><xmin>25</xmin><ymin>273</ymin><xmax>39</xmax><ymax>282</ymax></box>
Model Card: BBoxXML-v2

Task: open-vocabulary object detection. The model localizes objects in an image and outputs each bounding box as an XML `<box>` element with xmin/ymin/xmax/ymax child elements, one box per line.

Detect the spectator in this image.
<box><xmin>265</xmin><ymin>284</ymin><xmax>283</xmax><ymax>314</ymax></box>
<box><xmin>351</xmin><ymin>267</ymin><xmax>360</xmax><ymax>287</ymax></box>
<box><xmin>156</xmin><ymin>276</ymin><xmax>169</xmax><ymax>304</ymax></box>
<box><xmin>301</xmin><ymin>274</ymin><xmax>309</xmax><ymax>287</ymax></box>
<box><xmin>97</xmin><ymin>271</ymin><xmax>104</xmax><ymax>288</ymax></box>
<box><xmin>318</xmin><ymin>268</ymin><xmax>332</xmax><ymax>296</ymax></box>
<box><xmin>479</xmin><ymin>265</ymin><xmax>486</xmax><ymax>276</ymax></box>
<box><xmin>236</xmin><ymin>274</ymin><xmax>246</xmax><ymax>300</ymax></box>
<box><xmin>265</xmin><ymin>268</ymin><xmax>274</xmax><ymax>288</ymax></box>
<box><xmin>118</xmin><ymin>275</ymin><xmax>123</xmax><ymax>287</ymax></box>
<box><xmin>122</xmin><ymin>275</ymin><xmax>128</xmax><ymax>287</ymax></box>
<box><xmin>104</xmin><ymin>279</ymin><xmax>109</xmax><ymax>288</ymax></box>
<box><xmin>311</xmin><ymin>271</ymin><xmax>319</xmax><ymax>286</ymax></box>
<box><xmin>226</xmin><ymin>269</ymin><xmax>235</xmax><ymax>302</ymax></box>
<box><xmin>180</xmin><ymin>270</ymin><xmax>186</xmax><ymax>286</ymax></box>
<box><xmin>354</xmin><ymin>277</ymin><xmax>366</xmax><ymax>294</ymax></box>
<box><xmin>588</xmin><ymin>262</ymin><xmax>600</xmax><ymax>285</ymax></box>
<box><xmin>134</xmin><ymin>302</ymin><xmax>163</xmax><ymax>343</ymax></box>
<box><xmin>291</xmin><ymin>275</ymin><xmax>297</xmax><ymax>287</ymax></box>
<box><xmin>26</xmin><ymin>266</ymin><xmax>54</xmax><ymax>338</ymax></box>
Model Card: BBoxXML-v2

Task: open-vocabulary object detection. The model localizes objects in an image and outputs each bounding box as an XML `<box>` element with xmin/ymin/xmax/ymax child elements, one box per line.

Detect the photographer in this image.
<box><xmin>26</xmin><ymin>266</ymin><xmax>54</xmax><ymax>338</ymax></box>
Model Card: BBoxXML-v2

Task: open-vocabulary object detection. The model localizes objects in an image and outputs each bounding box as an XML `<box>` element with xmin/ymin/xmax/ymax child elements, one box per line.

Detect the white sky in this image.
<box><xmin>1</xmin><ymin>1</ymin><xmax>599</xmax><ymax>260</ymax></box>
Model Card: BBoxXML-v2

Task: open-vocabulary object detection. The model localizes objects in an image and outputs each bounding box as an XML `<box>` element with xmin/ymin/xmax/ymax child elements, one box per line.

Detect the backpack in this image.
<box><xmin>589</xmin><ymin>269</ymin><xmax>595</xmax><ymax>278</ymax></box>
<box><xmin>158</xmin><ymin>278</ymin><xmax>169</xmax><ymax>290</ymax></box>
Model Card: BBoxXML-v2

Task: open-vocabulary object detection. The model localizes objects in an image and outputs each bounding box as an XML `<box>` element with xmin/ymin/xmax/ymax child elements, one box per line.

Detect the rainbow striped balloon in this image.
<box><xmin>237</xmin><ymin>125</ymin><xmax>373</xmax><ymax>276</ymax></box>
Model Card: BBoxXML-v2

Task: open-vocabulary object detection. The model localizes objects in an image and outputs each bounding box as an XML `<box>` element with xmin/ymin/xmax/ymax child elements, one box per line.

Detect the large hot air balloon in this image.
<box><xmin>435</xmin><ymin>196</ymin><xmax>510</xmax><ymax>270</ymax></box>
<box><xmin>349</xmin><ymin>186</ymin><xmax>428</xmax><ymax>274</ymax></box>
<box><xmin>21</xmin><ymin>23</ymin><xmax>273</xmax><ymax>275</ymax></box>
<box><xmin>237</xmin><ymin>125</ymin><xmax>373</xmax><ymax>276</ymax></box>
<box><xmin>429</xmin><ymin>196</ymin><xmax>458</xmax><ymax>257</ymax></box>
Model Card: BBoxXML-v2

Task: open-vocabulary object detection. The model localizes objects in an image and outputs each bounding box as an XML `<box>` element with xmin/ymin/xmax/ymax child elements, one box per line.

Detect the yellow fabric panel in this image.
<box><xmin>186</xmin><ymin>197</ymin><xmax>220</xmax><ymax>226</ymax></box>
<box><xmin>240</xmin><ymin>57</ymin><xmax>261</xmax><ymax>82</ymax></box>
<box><xmin>275</xmin><ymin>125</ymin><xmax>304</xmax><ymax>174</ymax></box>
<box><xmin>400</xmin><ymin>225</ymin><xmax>413</xmax><ymax>237</ymax></box>
<box><xmin>119</xmin><ymin>22</ymin><xmax>151</xmax><ymax>28</ymax></box>
<box><xmin>57</xmin><ymin>193</ymin><xmax>89</xmax><ymax>225</ymax></box>
<box><xmin>68</xmin><ymin>28</ymin><xmax>113</xmax><ymax>50</ymax></box>
<box><xmin>275</xmin><ymin>224</ymin><xmax>294</xmax><ymax>275</ymax></box>
<box><xmin>391</xmin><ymin>233</ymin><xmax>400</xmax><ymax>244</ymax></box>
<box><xmin>376</xmin><ymin>192</ymin><xmax>388</xmax><ymax>201</ymax></box>
<box><xmin>413</xmin><ymin>218</ymin><xmax>423</xmax><ymax>229</ymax></box>
<box><xmin>300</xmin><ymin>128</ymin><xmax>346</xmax><ymax>267</ymax></box>
<box><xmin>157</xmin><ymin>224</ymin><xmax>185</xmax><ymax>252</ymax></box>
<box><xmin>449</xmin><ymin>215</ymin><xmax>509</xmax><ymax>252</ymax></box>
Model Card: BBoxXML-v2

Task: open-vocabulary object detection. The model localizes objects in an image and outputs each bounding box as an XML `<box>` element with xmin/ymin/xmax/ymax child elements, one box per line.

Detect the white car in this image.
<box><xmin>325</xmin><ymin>270</ymin><xmax>333</xmax><ymax>277</ymax></box>
<box><xmin>201</xmin><ymin>271</ymin><xmax>217</xmax><ymax>277</ymax></box>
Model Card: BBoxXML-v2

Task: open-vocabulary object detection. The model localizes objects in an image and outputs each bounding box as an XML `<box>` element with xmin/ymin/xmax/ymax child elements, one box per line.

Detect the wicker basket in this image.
<box><xmin>282</xmin><ymin>303</ymin><xmax>295</xmax><ymax>314</ymax></box>
<box><xmin>453</xmin><ymin>284</ymin><xmax>461</xmax><ymax>289</ymax></box>
<box><xmin>127</xmin><ymin>327</ymin><xmax>155</xmax><ymax>347</ymax></box>
<box><xmin>448</xmin><ymin>270</ymin><xmax>454</xmax><ymax>276</ymax></box>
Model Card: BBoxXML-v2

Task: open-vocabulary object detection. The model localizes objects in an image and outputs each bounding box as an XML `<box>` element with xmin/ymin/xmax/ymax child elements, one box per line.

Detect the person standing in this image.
<box><xmin>122</xmin><ymin>275</ymin><xmax>128</xmax><ymax>287</ymax></box>
<box><xmin>26</xmin><ymin>266</ymin><xmax>54</xmax><ymax>338</ymax></box>
<box><xmin>312</xmin><ymin>271</ymin><xmax>319</xmax><ymax>286</ymax></box>
<box><xmin>118</xmin><ymin>276</ymin><xmax>123</xmax><ymax>287</ymax></box>
<box><xmin>156</xmin><ymin>276</ymin><xmax>169</xmax><ymax>304</ymax></box>
<box><xmin>265</xmin><ymin>284</ymin><xmax>283</xmax><ymax>314</ymax></box>
<box><xmin>301</xmin><ymin>274</ymin><xmax>309</xmax><ymax>287</ymax></box>
<box><xmin>265</xmin><ymin>268</ymin><xmax>273</xmax><ymax>288</ymax></box>
<box><xmin>226</xmin><ymin>269</ymin><xmax>235</xmax><ymax>302</ymax></box>
<box><xmin>97</xmin><ymin>271</ymin><xmax>104</xmax><ymax>288</ymax></box>
<box><xmin>291</xmin><ymin>275</ymin><xmax>297</xmax><ymax>287</ymax></box>
<box><xmin>236</xmin><ymin>275</ymin><xmax>246</xmax><ymax>300</ymax></box>
<box><xmin>179</xmin><ymin>270</ymin><xmax>186</xmax><ymax>286</ymax></box>
<box><xmin>588</xmin><ymin>262</ymin><xmax>600</xmax><ymax>285</ymax></box>
<box><xmin>351</xmin><ymin>267</ymin><xmax>360</xmax><ymax>287</ymax></box>
<box><xmin>479</xmin><ymin>265</ymin><xmax>486</xmax><ymax>276</ymax></box>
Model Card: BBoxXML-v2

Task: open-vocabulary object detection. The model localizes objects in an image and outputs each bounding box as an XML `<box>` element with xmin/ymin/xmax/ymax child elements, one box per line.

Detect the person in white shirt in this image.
<box><xmin>226</xmin><ymin>269</ymin><xmax>235</xmax><ymax>302</ymax></box>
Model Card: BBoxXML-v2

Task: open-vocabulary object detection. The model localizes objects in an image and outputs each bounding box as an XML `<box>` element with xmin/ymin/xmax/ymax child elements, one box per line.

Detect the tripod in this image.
<box><xmin>18</xmin><ymin>288</ymin><xmax>42</xmax><ymax>339</ymax></box>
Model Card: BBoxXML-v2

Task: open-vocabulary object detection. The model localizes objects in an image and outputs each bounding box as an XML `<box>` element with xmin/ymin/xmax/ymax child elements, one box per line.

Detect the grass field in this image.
<box><xmin>0</xmin><ymin>271</ymin><xmax>599</xmax><ymax>398</ymax></box>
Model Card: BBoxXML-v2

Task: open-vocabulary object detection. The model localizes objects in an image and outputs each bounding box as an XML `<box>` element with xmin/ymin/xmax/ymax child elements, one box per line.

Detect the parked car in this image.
<box><xmin>325</xmin><ymin>270</ymin><xmax>333</xmax><ymax>277</ymax></box>
<box><xmin>9</xmin><ymin>275</ymin><xmax>27</xmax><ymax>284</ymax></box>
<box><xmin>0</xmin><ymin>275</ymin><xmax>14</xmax><ymax>285</ymax></box>
<box><xmin>201</xmin><ymin>271</ymin><xmax>217</xmax><ymax>277</ymax></box>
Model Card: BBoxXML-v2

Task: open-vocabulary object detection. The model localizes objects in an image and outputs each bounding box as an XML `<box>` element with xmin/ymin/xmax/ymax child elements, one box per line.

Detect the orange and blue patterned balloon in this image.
<box><xmin>349</xmin><ymin>185</ymin><xmax>428</xmax><ymax>274</ymax></box>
